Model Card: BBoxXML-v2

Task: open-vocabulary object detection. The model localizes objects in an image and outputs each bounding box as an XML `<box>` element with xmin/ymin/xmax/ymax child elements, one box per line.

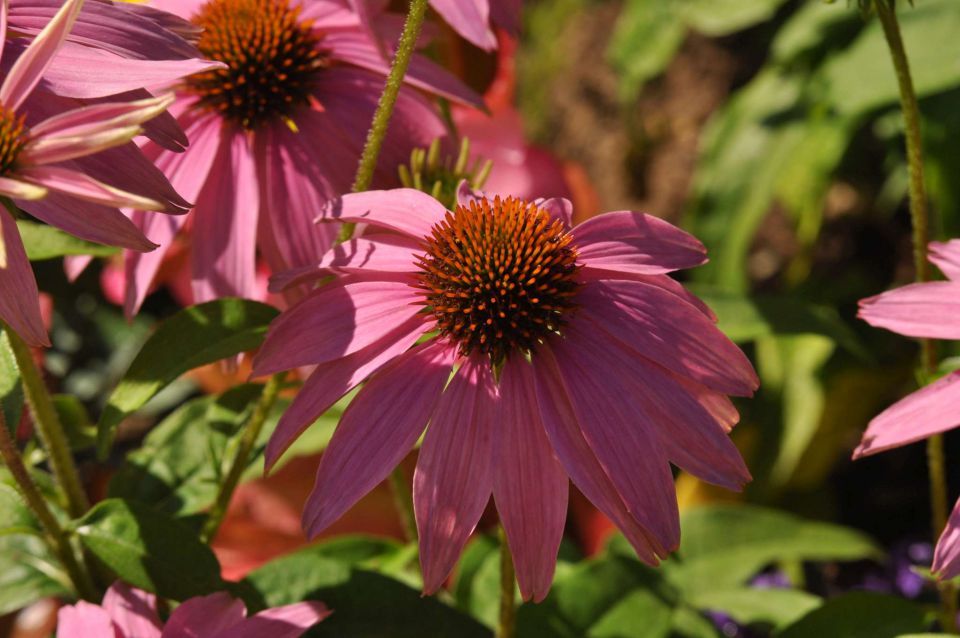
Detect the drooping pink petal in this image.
<box><xmin>0</xmin><ymin>193</ymin><xmax>47</xmax><ymax>346</ymax></box>
<box><xmin>577</xmin><ymin>269</ymin><xmax>718</xmax><ymax>321</ymax></box>
<box><xmin>549</xmin><ymin>335</ymin><xmax>681</xmax><ymax>556</ymax></box>
<box><xmin>934</xmin><ymin>497</ymin><xmax>960</xmax><ymax>579</ymax></box>
<box><xmin>148</xmin><ymin>0</ymin><xmax>204</xmax><ymax>21</ymax></box>
<box><xmin>531</xmin><ymin>346</ymin><xmax>662</xmax><ymax>564</ymax></box>
<box><xmin>666</xmin><ymin>370</ymin><xmax>740</xmax><ymax>433</ymax></box>
<box><xmin>859</xmin><ymin>281</ymin><xmax>960</xmax><ymax>340</ymax></box>
<box><xmin>0</xmin><ymin>175</ymin><xmax>46</xmax><ymax>200</ymax></box>
<box><xmin>17</xmin><ymin>166</ymin><xmax>166</xmax><ymax>212</ymax></box>
<box><xmin>854</xmin><ymin>371</ymin><xmax>960</xmax><ymax>458</ymax></box>
<box><xmin>930</xmin><ymin>240</ymin><xmax>960</xmax><ymax>281</ymax></box>
<box><xmin>415</xmin><ymin>355</ymin><xmax>498</xmax><ymax>594</ymax></box>
<box><xmin>490</xmin><ymin>0</ymin><xmax>522</xmax><ymax>34</ymax></box>
<box><xmin>252</xmin><ymin>278</ymin><xmax>423</xmax><ymax>376</ymax></box>
<box><xmin>64</xmin><ymin>254</ymin><xmax>91</xmax><ymax>282</ymax></box>
<box><xmin>568</xmin><ymin>320</ymin><xmax>750</xmax><ymax>490</ymax></box>
<box><xmin>0</xmin><ymin>0</ymin><xmax>8</xmax><ymax>71</ymax></box>
<box><xmin>318</xmin><ymin>189</ymin><xmax>447</xmax><ymax>240</ymax></box>
<box><xmin>0</xmin><ymin>0</ymin><xmax>82</xmax><ymax>110</ymax></box>
<box><xmin>572</xmin><ymin>211</ymin><xmax>707</xmax><ymax>276</ymax></box>
<box><xmin>536</xmin><ymin>197</ymin><xmax>573</xmax><ymax>228</ymax></box>
<box><xmin>264</xmin><ymin>314</ymin><xmax>431</xmax><ymax>471</ymax></box>
<box><xmin>102</xmin><ymin>582</ymin><xmax>162</xmax><ymax>638</ymax></box>
<box><xmin>124</xmin><ymin>114</ymin><xmax>221</xmax><ymax>316</ymax></box>
<box><xmin>160</xmin><ymin>592</ymin><xmax>246</xmax><ymax>638</ymax></box>
<box><xmin>191</xmin><ymin>130</ymin><xmax>259</xmax><ymax>304</ymax></box>
<box><xmin>56</xmin><ymin>601</ymin><xmax>117</xmax><ymax>638</ymax></box>
<box><xmin>302</xmin><ymin>339</ymin><xmax>455</xmax><ymax>536</ymax></box>
<box><xmin>212</xmin><ymin>602</ymin><xmax>331</xmax><ymax>638</ymax></box>
<box><xmin>430</xmin><ymin>0</ymin><xmax>496</xmax><ymax>51</ymax></box>
<box><xmin>17</xmin><ymin>191</ymin><xmax>155</xmax><ymax>251</ymax></box>
<box><xmin>493</xmin><ymin>358</ymin><xmax>568</xmax><ymax>602</ymax></box>
<box><xmin>269</xmin><ymin>234</ymin><xmax>421</xmax><ymax>292</ymax></box>
<box><xmin>578</xmin><ymin>279</ymin><xmax>758</xmax><ymax>396</ymax></box>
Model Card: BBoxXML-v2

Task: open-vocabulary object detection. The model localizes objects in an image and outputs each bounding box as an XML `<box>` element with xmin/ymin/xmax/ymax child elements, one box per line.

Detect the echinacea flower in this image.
<box><xmin>123</xmin><ymin>0</ymin><xmax>480</xmax><ymax>315</ymax></box>
<box><xmin>854</xmin><ymin>239</ymin><xmax>960</xmax><ymax>578</ymax></box>
<box><xmin>253</xmin><ymin>186</ymin><xmax>758</xmax><ymax>600</ymax></box>
<box><xmin>56</xmin><ymin>581</ymin><xmax>329</xmax><ymax>637</ymax></box>
<box><xmin>0</xmin><ymin>0</ymin><xmax>189</xmax><ymax>346</ymax></box>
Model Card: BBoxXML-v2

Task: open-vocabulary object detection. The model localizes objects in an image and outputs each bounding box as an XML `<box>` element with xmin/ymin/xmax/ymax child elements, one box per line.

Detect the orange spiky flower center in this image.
<box><xmin>0</xmin><ymin>107</ymin><xmax>26</xmax><ymax>176</ymax></box>
<box><xmin>186</xmin><ymin>0</ymin><xmax>327</xmax><ymax>129</ymax></box>
<box><xmin>416</xmin><ymin>196</ymin><xmax>581</xmax><ymax>365</ymax></box>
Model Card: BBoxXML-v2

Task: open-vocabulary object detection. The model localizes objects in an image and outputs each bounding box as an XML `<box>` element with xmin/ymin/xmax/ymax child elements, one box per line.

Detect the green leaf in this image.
<box><xmin>0</xmin><ymin>483</ymin><xmax>39</xmax><ymax>537</ymax></box>
<box><xmin>673</xmin><ymin>0</ymin><xmax>790</xmax><ymax>36</ymax></box>
<box><xmin>243</xmin><ymin>543</ymin><xmax>489</xmax><ymax>637</ymax></box>
<box><xmin>688</xmin><ymin>588</ymin><xmax>821</xmax><ymax>630</ymax></box>
<box><xmin>16</xmin><ymin>219</ymin><xmax>118</xmax><ymax>260</ymax></box>
<box><xmin>666</xmin><ymin>505</ymin><xmax>880</xmax><ymax>595</ymax></box>
<box><xmin>777</xmin><ymin>593</ymin><xmax>925</xmax><ymax>638</ymax></box>
<box><xmin>97</xmin><ymin>298</ymin><xmax>279</xmax><ymax>457</ymax></box>
<box><xmin>0</xmin><ymin>534</ymin><xmax>70</xmax><ymax>615</ymax></box>
<box><xmin>0</xmin><ymin>326</ymin><xmax>23</xmax><ymax>435</ymax></box>
<box><xmin>73</xmin><ymin>498</ymin><xmax>222</xmax><ymax>600</ymax></box>
<box><xmin>608</xmin><ymin>0</ymin><xmax>685</xmax><ymax>98</ymax></box>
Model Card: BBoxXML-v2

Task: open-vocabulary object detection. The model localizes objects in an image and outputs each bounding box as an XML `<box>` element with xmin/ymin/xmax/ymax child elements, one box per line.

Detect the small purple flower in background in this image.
<box><xmin>854</xmin><ymin>239</ymin><xmax>960</xmax><ymax>579</ymax></box>
<box><xmin>56</xmin><ymin>581</ymin><xmax>329</xmax><ymax>637</ymax></box>
<box><xmin>0</xmin><ymin>0</ymin><xmax>191</xmax><ymax>346</ymax></box>
<box><xmin>122</xmin><ymin>0</ymin><xmax>481</xmax><ymax>316</ymax></box>
<box><xmin>253</xmin><ymin>185</ymin><xmax>757</xmax><ymax>600</ymax></box>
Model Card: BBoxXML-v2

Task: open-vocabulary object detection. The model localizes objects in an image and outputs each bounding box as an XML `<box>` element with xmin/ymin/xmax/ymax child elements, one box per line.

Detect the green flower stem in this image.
<box><xmin>201</xmin><ymin>373</ymin><xmax>283</xmax><ymax>543</ymax></box>
<box><xmin>338</xmin><ymin>0</ymin><xmax>431</xmax><ymax>244</ymax></box>
<box><xmin>4</xmin><ymin>323</ymin><xmax>89</xmax><ymax>518</ymax></box>
<box><xmin>873</xmin><ymin>0</ymin><xmax>957</xmax><ymax>630</ymax></box>
<box><xmin>497</xmin><ymin>525</ymin><xmax>517</xmax><ymax>638</ymax></box>
<box><xmin>388</xmin><ymin>467</ymin><xmax>417</xmax><ymax>542</ymax></box>
<box><xmin>0</xmin><ymin>411</ymin><xmax>98</xmax><ymax>601</ymax></box>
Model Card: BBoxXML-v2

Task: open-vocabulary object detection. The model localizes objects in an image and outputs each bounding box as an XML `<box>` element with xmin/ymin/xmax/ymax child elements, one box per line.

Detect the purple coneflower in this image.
<box><xmin>253</xmin><ymin>185</ymin><xmax>758</xmax><ymax>600</ymax></box>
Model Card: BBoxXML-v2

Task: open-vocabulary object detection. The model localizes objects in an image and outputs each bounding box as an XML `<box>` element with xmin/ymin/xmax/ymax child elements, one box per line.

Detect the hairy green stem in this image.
<box><xmin>338</xmin><ymin>0</ymin><xmax>430</xmax><ymax>243</ymax></box>
<box><xmin>0</xmin><ymin>411</ymin><xmax>98</xmax><ymax>601</ymax></box>
<box><xmin>387</xmin><ymin>467</ymin><xmax>417</xmax><ymax>543</ymax></box>
<box><xmin>4</xmin><ymin>324</ymin><xmax>89</xmax><ymax>518</ymax></box>
<box><xmin>497</xmin><ymin>525</ymin><xmax>516</xmax><ymax>638</ymax></box>
<box><xmin>874</xmin><ymin>0</ymin><xmax>956</xmax><ymax>630</ymax></box>
<box><xmin>201</xmin><ymin>374</ymin><xmax>283</xmax><ymax>543</ymax></box>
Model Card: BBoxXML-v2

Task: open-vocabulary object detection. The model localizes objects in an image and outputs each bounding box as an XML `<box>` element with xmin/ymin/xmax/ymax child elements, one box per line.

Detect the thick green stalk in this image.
<box><xmin>5</xmin><ymin>324</ymin><xmax>89</xmax><ymax>517</ymax></box>
<box><xmin>0</xmin><ymin>411</ymin><xmax>98</xmax><ymax>601</ymax></box>
<box><xmin>201</xmin><ymin>374</ymin><xmax>283</xmax><ymax>543</ymax></box>
<box><xmin>873</xmin><ymin>0</ymin><xmax>956</xmax><ymax>630</ymax></box>
<box><xmin>497</xmin><ymin>525</ymin><xmax>516</xmax><ymax>638</ymax></box>
<box><xmin>338</xmin><ymin>0</ymin><xmax>430</xmax><ymax>243</ymax></box>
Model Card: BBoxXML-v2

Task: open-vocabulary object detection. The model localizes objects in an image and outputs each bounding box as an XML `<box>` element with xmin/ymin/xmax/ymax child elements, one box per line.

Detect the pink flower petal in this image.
<box><xmin>17</xmin><ymin>166</ymin><xmax>165</xmax><ymax>212</ymax></box>
<box><xmin>573</xmin><ymin>211</ymin><xmax>707</xmax><ymax>276</ymax></box>
<box><xmin>536</xmin><ymin>197</ymin><xmax>573</xmax><ymax>228</ymax></box>
<box><xmin>64</xmin><ymin>254</ymin><xmax>92</xmax><ymax>282</ymax></box>
<box><xmin>549</xmin><ymin>335</ymin><xmax>681</xmax><ymax>556</ymax></box>
<box><xmin>667</xmin><ymin>370</ymin><xmax>740</xmax><ymax>433</ymax></box>
<box><xmin>930</xmin><ymin>240</ymin><xmax>960</xmax><ymax>281</ymax></box>
<box><xmin>854</xmin><ymin>371</ymin><xmax>960</xmax><ymax>458</ymax></box>
<box><xmin>252</xmin><ymin>278</ymin><xmax>423</xmax><ymax>375</ymax></box>
<box><xmin>531</xmin><ymin>346</ymin><xmax>662</xmax><ymax>564</ymax></box>
<box><xmin>56</xmin><ymin>601</ymin><xmax>117</xmax><ymax>638</ymax></box>
<box><xmin>264</xmin><ymin>314</ymin><xmax>431</xmax><ymax>471</ymax></box>
<box><xmin>212</xmin><ymin>602</ymin><xmax>331</xmax><ymax>638</ymax></box>
<box><xmin>430</xmin><ymin>0</ymin><xmax>496</xmax><ymax>51</ymax></box>
<box><xmin>0</xmin><ymin>0</ymin><xmax>82</xmax><ymax>110</ymax></box>
<box><xmin>859</xmin><ymin>281</ymin><xmax>960</xmax><ymax>340</ymax></box>
<box><xmin>17</xmin><ymin>191</ymin><xmax>155</xmax><ymax>252</ymax></box>
<box><xmin>0</xmin><ymin>175</ymin><xmax>46</xmax><ymax>200</ymax></box>
<box><xmin>577</xmin><ymin>269</ymin><xmax>717</xmax><ymax>321</ymax></box>
<box><xmin>0</xmin><ymin>206</ymin><xmax>48</xmax><ymax>346</ymax></box>
<box><xmin>190</xmin><ymin>130</ymin><xmax>259</xmax><ymax>303</ymax></box>
<box><xmin>160</xmin><ymin>593</ymin><xmax>246</xmax><ymax>638</ymax></box>
<box><xmin>493</xmin><ymin>358</ymin><xmax>568</xmax><ymax>602</ymax></box>
<box><xmin>102</xmin><ymin>582</ymin><xmax>162</xmax><ymax>638</ymax></box>
<box><xmin>269</xmin><ymin>234</ymin><xmax>421</xmax><ymax>292</ymax></box>
<box><xmin>415</xmin><ymin>355</ymin><xmax>498</xmax><ymax>594</ymax></box>
<box><xmin>318</xmin><ymin>189</ymin><xmax>447</xmax><ymax>240</ymax></box>
<box><xmin>934</xmin><ymin>497</ymin><xmax>960</xmax><ymax>579</ymax></box>
<box><xmin>578</xmin><ymin>279</ymin><xmax>758</xmax><ymax>396</ymax></box>
<box><xmin>302</xmin><ymin>339</ymin><xmax>455</xmax><ymax>536</ymax></box>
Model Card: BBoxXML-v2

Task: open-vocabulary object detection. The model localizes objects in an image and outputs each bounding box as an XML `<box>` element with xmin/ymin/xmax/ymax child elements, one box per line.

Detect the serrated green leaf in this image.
<box><xmin>777</xmin><ymin>593</ymin><xmax>925</xmax><ymax>638</ymax></box>
<box><xmin>16</xmin><ymin>220</ymin><xmax>118</xmax><ymax>260</ymax></box>
<box><xmin>74</xmin><ymin>498</ymin><xmax>222</xmax><ymax>600</ymax></box>
<box><xmin>0</xmin><ymin>483</ymin><xmax>39</xmax><ymax>537</ymax></box>
<box><xmin>97</xmin><ymin>299</ymin><xmax>278</xmax><ymax>456</ymax></box>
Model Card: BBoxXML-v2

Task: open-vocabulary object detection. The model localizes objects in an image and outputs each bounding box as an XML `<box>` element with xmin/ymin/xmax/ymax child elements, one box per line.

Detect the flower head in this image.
<box><xmin>854</xmin><ymin>239</ymin><xmax>960</xmax><ymax>578</ymax></box>
<box><xmin>0</xmin><ymin>0</ymin><xmax>192</xmax><ymax>346</ymax></box>
<box><xmin>122</xmin><ymin>0</ymin><xmax>481</xmax><ymax>315</ymax></box>
<box><xmin>56</xmin><ymin>581</ymin><xmax>329</xmax><ymax>637</ymax></box>
<box><xmin>253</xmin><ymin>185</ymin><xmax>758</xmax><ymax>600</ymax></box>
